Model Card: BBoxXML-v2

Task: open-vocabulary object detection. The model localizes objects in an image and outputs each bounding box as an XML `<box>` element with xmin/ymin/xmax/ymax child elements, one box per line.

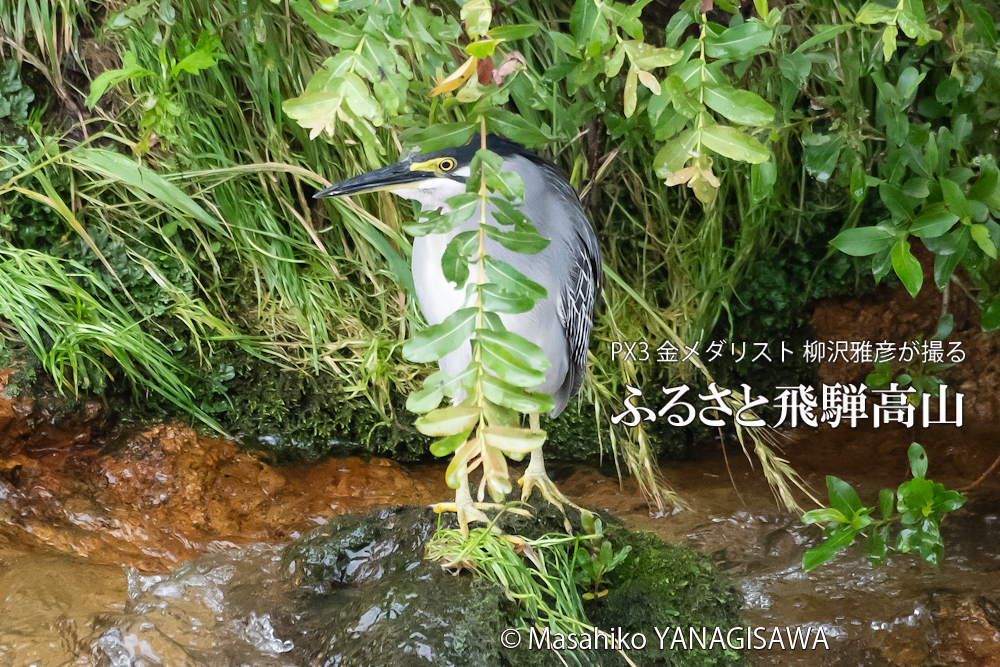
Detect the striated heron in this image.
<box><xmin>315</xmin><ymin>134</ymin><xmax>602</xmax><ymax>528</ymax></box>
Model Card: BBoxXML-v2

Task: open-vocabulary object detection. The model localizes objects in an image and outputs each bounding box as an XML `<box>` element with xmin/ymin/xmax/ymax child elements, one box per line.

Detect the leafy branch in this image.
<box><xmin>802</xmin><ymin>443</ymin><xmax>966</xmax><ymax>571</ymax></box>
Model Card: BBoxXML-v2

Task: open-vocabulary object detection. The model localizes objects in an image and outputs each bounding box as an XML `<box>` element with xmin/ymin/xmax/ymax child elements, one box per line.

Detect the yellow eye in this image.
<box><xmin>439</xmin><ymin>158</ymin><xmax>456</xmax><ymax>172</ymax></box>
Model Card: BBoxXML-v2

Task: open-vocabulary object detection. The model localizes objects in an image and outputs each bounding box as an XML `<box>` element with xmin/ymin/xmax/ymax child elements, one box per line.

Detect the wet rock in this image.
<box><xmin>80</xmin><ymin>504</ymin><xmax>745</xmax><ymax>667</ymax></box>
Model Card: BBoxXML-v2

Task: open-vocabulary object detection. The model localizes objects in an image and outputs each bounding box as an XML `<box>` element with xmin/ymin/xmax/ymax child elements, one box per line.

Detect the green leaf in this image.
<box><xmin>934</xmin><ymin>313</ymin><xmax>954</xmax><ymax>340</ymax></box>
<box><xmin>751</xmin><ymin>160</ymin><xmax>777</xmax><ymax>205</ymax></box>
<box><xmin>908</xmin><ymin>442</ymin><xmax>928</xmax><ymax>479</ymax></box>
<box><xmin>881</xmin><ymin>24</ymin><xmax>897</xmax><ymax>61</ymax></box>
<box><xmin>488</xmin><ymin>24</ymin><xmax>538</xmax><ymax>41</ymax></box>
<box><xmin>430</xmin><ymin>429</ymin><xmax>473</xmax><ymax>457</ymax></box>
<box><xmin>891</xmin><ymin>238</ymin><xmax>923</xmax><ymax>297</ymax></box>
<box><xmin>935</xmin><ymin>77</ymin><xmax>962</xmax><ymax>105</ymax></box>
<box><xmin>940</xmin><ymin>178</ymin><xmax>972</xmax><ymax>220</ymax></box>
<box><xmin>478</xmin><ymin>327</ymin><xmax>551</xmax><ymax>372</ymax></box>
<box><xmin>624</xmin><ymin>64</ymin><xmax>638</xmax><ymax>118</ymax></box>
<box><xmin>481</xmin><ymin>375</ymin><xmax>554</xmax><ymax>413</ymax></box>
<box><xmin>340</xmin><ymin>72</ymin><xmax>379</xmax><ymax>120</ymax></box>
<box><xmin>406</xmin><ymin>382</ymin><xmax>444</xmax><ymax>413</ymax></box>
<box><xmin>570</xmin><ymin>0</ymin><xmax>609</xmax><ymax>55</ymax></box>
<box><xmin>983</xmin><ymin>294</ymin><xmax>1000</xmax><ymax>332</ymax></box>
<box><xmin>855</xmin><ymin>1</ymin><xmax>897</xmax><ymax>24</ymax></box>
<box><xmin>549</xmin><ymin>30</ymin><xmax>580</xmax><ymax>56</ymax></box>
<box><xmin>897</xmin><ymin>1</ymin><xmax>942</xmax><ymax>43</ymax></box>
<box><xmin>402</xmin><ymin>307</ymin><xmax>477</xmax><ymax>362</ymax></box>
<box><xmin>481</xmin><ymin>337</ymin><xmax>547</xmax><ymax>387</ymax></box>
<box><xmin>461</xmin><ymin>0</ymin><xmax>492</xmax><ymax>37</ymax></box>
<box><xmin>405</xmin><ymin>194</ymin><xmax>479</xmax><ymax>236</ymax></box>
<box><xmin>801</xmin><ymin>508</ymin><xmax>848</xmax><ymax>525</ymax></box>
<box><xmin>623</xmin><ymin>40</ymin><xmax>682</xmax><ymax>69</ymax></box>
<box><xmin>931</xmin><ymin>227</ymin><xmax>970</xmax><ymax>290</ymax></box>
<box><xmin>873</xmin><ymin>246</ymin><xmax>893</xmax><ymax>283</ymax></box>
<box><xmin>482</xmin><ymin>426</ymin><xmax>546</xmax><ymax>454</ymax></box>
<box><xmin>481</xmin><ymin>283</ymin><xmax>537</xmax><ymax>314</ymax></box>
<box><xmin>792</xmin><ymin>23</ymin><xmax>854</xmax><ymax>54</ymax></box>
<box><xmin>415</xmin><ymin>405</ymin><xmax>481</xmax><ymax>437</ymax></box>
<box><xmin>830</xmin><ymin>226</ymin><xmax>893</xmax><ymax>256</ymax></box>
<box><xmin>441</xmin><ymin>231</ymin><xmax>479</xmax><ymax>286</ymax></box>
<box><xmin>484</xmin><ymin>257</ymin><xmax>547</xmax><ymax>301</ymax></box>
<box><xmin>968</xmin><ymin>162</ymin><xmax>999</xmax><ymax>205</ymax></box>
<box><xmin>802</xmin><ymin>132</ymin><xmax>842</xmax><ymax>182</ymax></box>
<box><xmin>405</xmin><ymin>123</ymin><xmax>476</xmax><ymax>153</ymax></box>
<box><xmin>971</xmin><ymin>224</ymin><xmax>997</xmax><ymax>259</ymax></box>
<box><xmin>283</xmin><ymin>90</ymin><xmax>344</xmax><ymax>139</ymax></box>
<box><xmin>704</xmin><ymin>21</ymin><xmax>773</xmax><ymax>60</ymax></box>
<box><xmin>826</xmin><ymin>475</ymin><xmax>865</xmax><ymax>517</ymax></box>
<box><xmin>490</xmin><ymin>197</ymin><xmax>530</xmax><ymax>226</ymax></box>
<box><xmin>605</xmin><ymin>46</ymin><xmax>626</xmax><ymax>77</ymax></box>
<box><xmin>702</xmin><ymin>86</ymin><xmax>775</xmax><ymax>126</ymax></box>
<box><xmin>867</xmin><ymin>524</ymin><xmax>889</xmax><ymax>564</ymax></box>
<box><xmin>933</xmin><ymin>488</ymin><xmax>966</xmax><ymax>513</ymax></box>
<box><xmin>663</xmin><ymin>74</ymin><xmax>700</xmax><ymax>119</ymax></box>
<box><xmin>779</xmin><ymin>52</ymin><xmax>811</xmax><ymax>86</ymax></box>
<box><xmin>445</xmin><ymin>437</ymin><xmax>481</xmax><ymax>488</ymax></box>
<box><xmin>484</xmin><ymin>224</ymin><xmax>550</xmax><ymax>254</ymax></box>
<box><xmin>802</xmin><ymin>529</ymin><xmax>856</xmax><ymax>571</ymax></box>
<box><xmin>663</xmin><ymin>6</ymin><xmax>692</xmax><ymax>47</ymax></box>
<box><xmin>902</xmin><ymin>177</ymin><xmax>931</xmax><ymax>199</ymax></box>
<box><xmin>84</xmin><ymin>52</ymin><xmax>153</xmax><ymax>108</ymax></box>
<box><xmin>879</xmin><ymin>488</ymin><xmax>895</xmax><ymax>519</ymax></box>
<box><xmin>910</xmin><ymin>204</ymin><xmax>959</xmax><ymax>238</ymax></box>
<box><xmin>879</xmin><ymin>183</ymin><xmax>916</xmax><ymax>222</ymax></box>
<box><xmin>465</xmin><ymin>39</ymin><xmax>497</xmax><ymax>58</ymax></box>
<box><xmin>965</xmin><ymin>1</ymin><xmax>999</xmax><ymax>49</ymax></box>
<box><xmin>483</xmin><ymin>109</ymin><xmax>548</xmax><ymax>148</ymax></box>
<box><xmin>699</xmin><ymin>124</ymin><xmax>769</xmax><ymax>164</ymax></box>
<box><xmin>851</xmin><ymin>161</ymin><xmax>868</xmax><ymax>202</ymax></box>
<box><xmin>291</xmin><ymin>0</ymin><xmax>362</xmax><ymax>48</ymax></box>
<box><xmin>171</xmin><ymin>33</ymin><xmax>221</xmax><ymax>77</ymax></box>
<box><xmin>472</xmin><ymin>149</ymin><xmax>525</xmax><ymax>204</ymax></box>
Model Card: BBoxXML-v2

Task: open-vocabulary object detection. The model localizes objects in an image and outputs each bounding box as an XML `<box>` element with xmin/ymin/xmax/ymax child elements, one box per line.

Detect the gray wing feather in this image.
<box><xmin>547</xmin><ymin>166</ymin><xmax>602</xmax><ymax>416</ymax></box>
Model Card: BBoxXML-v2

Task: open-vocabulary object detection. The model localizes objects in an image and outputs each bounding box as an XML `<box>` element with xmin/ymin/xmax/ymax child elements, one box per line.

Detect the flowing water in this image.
<box><xmin>0</xmin><ymin>416</ymin><xmax>998</xmax><ymax>666</ymax></box>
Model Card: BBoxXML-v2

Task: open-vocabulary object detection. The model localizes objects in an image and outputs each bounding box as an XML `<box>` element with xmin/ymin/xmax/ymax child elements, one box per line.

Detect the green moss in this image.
<box><xmin>202</xmin><ymin>344</ymin><xmax>428</xmax><ymax>461</ymax></box>
<box><xmin>598</xmin><ymin>530</ymin><xmax>747</xmax><ymax>667</ymax></box>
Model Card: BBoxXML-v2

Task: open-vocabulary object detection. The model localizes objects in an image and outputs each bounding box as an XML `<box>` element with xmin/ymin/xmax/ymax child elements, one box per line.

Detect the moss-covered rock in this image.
<box><xmin>211</xmin><ymin>342</ymin><xmax>609</xmax><ymax>464</ymax></box>
<box><xmin>598</xmin><ymin>531</ymin><xmax>746</xmax><ymax>666</ymax></box>
<box><xmin>281</xmin><ymin>504</ymin><xmax>744</xmax><ymax>667</ymax></box>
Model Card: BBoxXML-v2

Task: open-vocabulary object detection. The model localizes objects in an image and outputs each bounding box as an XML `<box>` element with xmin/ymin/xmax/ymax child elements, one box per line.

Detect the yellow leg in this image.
<box><xmin>517</xmin><ymin>413</ymin><xmax>580</xmax><ymax>531</ymax></box>
<box><xmin>433</xmin><ymin>463</ymin><xmax>501</xmax><ymax>538</ymax></box>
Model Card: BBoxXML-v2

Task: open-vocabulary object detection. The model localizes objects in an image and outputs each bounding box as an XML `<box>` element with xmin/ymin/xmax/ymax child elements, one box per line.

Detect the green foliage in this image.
<box><xmin>575</xmin><ymin>510</ymin><xmax>631</xmax><ymax>600</ymax></box>
<box><xmin>86</xmin><ymin>4</ymin><xmax>225</xmax><ymax>150</ymax></box>
<box><xmin>0</xmin><ymin>60</ymin><xmax>34</xmax><ymax>129</ymax></box>
<box><xmin>427</xmin><ymin>505</ymin><xmax>745</xmax><ymax>666</ymax></box>
<box><xmin>0</xmin><ymin>244</ymin><xmax>222</xmax><ymax>428</ymax></box>
<box><xmin>864</xmin><ymin>313</ymin><xmax>955</xmax><ymax>406</ymax></box>
<box><xmin>824</xmin><ymin>2</ymin><xmax>1000</xmax><ymax>319</ymax></box>
<box><xmin>801</xmin><ymin>443</ymin><xmax>966</xmax><ymax>571</ymax></box>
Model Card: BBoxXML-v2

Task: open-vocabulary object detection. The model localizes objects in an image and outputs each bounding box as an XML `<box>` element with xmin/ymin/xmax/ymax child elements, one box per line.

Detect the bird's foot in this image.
<box><xmin>518</xmin><ymin>451</ymin><xmax>579</xmax><ymax>532</ymax></box>
<box><xmin>433</xmin><ymin>483</ymin><xmax>502</xmax><ymax>538</ymax></box>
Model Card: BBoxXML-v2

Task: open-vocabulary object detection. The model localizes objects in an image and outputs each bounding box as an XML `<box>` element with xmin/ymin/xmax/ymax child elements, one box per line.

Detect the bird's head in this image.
<box><xmin>313</xmin><ymin>133</ymin><xmax>539</xmax><ymax>210</ymax></box>
<box><xmin>313</xmin><ymin>138</ymin><xmax>478</xmax><ymax>210</ymax></box>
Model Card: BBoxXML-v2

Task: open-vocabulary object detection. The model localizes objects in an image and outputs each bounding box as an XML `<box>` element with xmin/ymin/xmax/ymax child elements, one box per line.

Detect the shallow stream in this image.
<box><xmin>0</xmin><ymin>418</ymin><xmax>997</xmax><ymax>666</ymax></box>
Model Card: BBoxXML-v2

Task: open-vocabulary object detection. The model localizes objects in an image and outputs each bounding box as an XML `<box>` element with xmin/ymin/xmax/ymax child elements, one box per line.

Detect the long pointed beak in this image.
<box><xmin>314</xmin><ymin>161</ymin><xmax>432</xmax><ymax>198</ymax></box>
